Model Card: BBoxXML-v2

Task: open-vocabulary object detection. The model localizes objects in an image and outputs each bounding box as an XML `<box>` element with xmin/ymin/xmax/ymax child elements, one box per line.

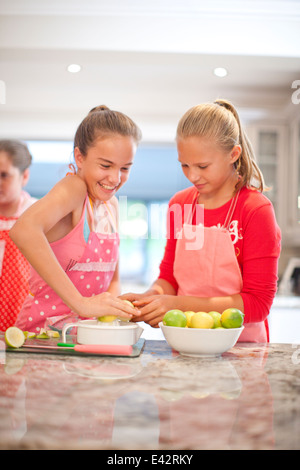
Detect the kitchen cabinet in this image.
<box><xmin>285</xmin><ymin>115</ymin><xmax>300</xmax><ymax>245</ymax></box>
<box><xmin>247</xmin><ymin>115</ymin><xmax>300</xmax><ymax>246</ymax></box>
<box><xmin>246</xmin><ymin>123</ymin><xmax>287</xmax><ymax>233</ymax></box>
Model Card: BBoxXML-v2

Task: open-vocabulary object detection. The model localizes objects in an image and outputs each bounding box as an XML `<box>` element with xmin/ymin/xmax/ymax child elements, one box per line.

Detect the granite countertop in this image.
<box><xmin>0</xmin><ymin>339</ymin><xmax>300</xmax><ymax>450</ymax></box>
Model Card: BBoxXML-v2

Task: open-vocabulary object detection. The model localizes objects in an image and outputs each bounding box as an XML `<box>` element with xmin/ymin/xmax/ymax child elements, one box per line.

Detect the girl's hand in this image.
<box><xmin>78</xmin><ymin>292</ymin><xmax>141</xmax><ymax>320</ymax></box>
<box><xmin>119</xmin><ymin>292</ymin><xmax>147</xmax><ymax>304</ymax></box>
<box><xmin>132</xmin><ymin>295</ymin><xmax>177</xmax><ymax>328</ymax></box>
<box><xmin>120</xmin><ymin>288</ymin><xmax>161</xmax><ymax>305</ymax></box>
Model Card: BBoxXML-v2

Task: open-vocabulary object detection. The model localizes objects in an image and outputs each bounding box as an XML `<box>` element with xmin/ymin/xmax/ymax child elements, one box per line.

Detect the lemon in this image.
<box><xmin>184</xmin><ymin>311</ymin><xmax>195</xmax><ymax>327</ymax></box>
<box><xmin>46</xmin><ymin>330</ymin><xmax>60</xmax><ymax>338</ymax></box>
<box><xmin>190</xmin><ymin>312</ymin><xmax>214</xmax><ymax>329</ymax></box>
<box><xmin>5</xmin><ymin>327</ymin><xmax>25</xmax><ymax>349</ymax></box>
<box><xmin>97</xmin><ymin>315</ymin><xmax>118</xmax><ymax>323</ymax></box>
<box><xmin>208</xmin><ymin>311</ymin><xmax>222</xmax><ymax>328</ymax></box>
<box><xmin>221</xmin><ymin>308</ymin><xmax>244</xmax><ymax>328</ymax></box>
<box><xmin>122</xmin><ymin>300</ymin><xmax>134</xmax><ymax>308</ymax></box>
<box><xmin>163</xmin><ymin>310</ymin><xmax>187</xmax><ymax>328</ymax></box>
<box><xmin>119</xmin><ymin>300</ymin><xmax>135</xmax><ymax>321</ymax></box>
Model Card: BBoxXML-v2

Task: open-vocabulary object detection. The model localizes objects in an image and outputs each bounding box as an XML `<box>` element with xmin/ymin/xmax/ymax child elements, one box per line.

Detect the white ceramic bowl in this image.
<box><xmin>62</xmin><ymin>319</ymin><xmax>143</xmax><ymax>346</ymax></box>
<box><xmin>159</xmin><ymin>322</ymin><xmax>244</xmax><ymax>357</ymax></box>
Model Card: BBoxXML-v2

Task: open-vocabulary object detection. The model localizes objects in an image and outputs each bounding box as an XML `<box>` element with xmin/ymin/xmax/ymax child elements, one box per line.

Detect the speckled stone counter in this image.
<box><xmin>0</xmin><ymin>339</ymin><xmax>300</xmax><ymax>450</ymax></box>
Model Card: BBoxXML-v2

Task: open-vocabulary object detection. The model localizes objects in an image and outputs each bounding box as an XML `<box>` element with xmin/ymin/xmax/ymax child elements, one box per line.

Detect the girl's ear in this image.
<box><xmin>21</xmin><ymin>168</ymin><xmax>30</xmax><ymax>188</ymax></box>
<box><xmin>74</xmin><ymin>147</ymin><xmax>84</xmax><ymax>169</ymax></box>
<box><xmin>230</xmin><ymin>145</ymin><xmax>242</xmax><ymax>164</ymax></box>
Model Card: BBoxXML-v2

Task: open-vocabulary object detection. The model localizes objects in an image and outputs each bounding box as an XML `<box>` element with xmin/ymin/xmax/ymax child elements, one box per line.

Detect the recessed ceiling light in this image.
<box><xmin>213</xmin><ymin>67</ymin><xmax>228</xmax><ymax>78</ymax></box>
<box><xmin>67</xmin><ymin>64</ymin><xmax>81</xmax><ymax>73</ymax></box>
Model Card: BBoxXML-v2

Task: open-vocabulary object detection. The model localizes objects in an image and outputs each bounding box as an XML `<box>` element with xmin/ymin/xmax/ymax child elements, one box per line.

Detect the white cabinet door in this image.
<box><xmin>246</xmin><ymin>124</ymin><xmax>287</xmax><ymax>231</ymax></box>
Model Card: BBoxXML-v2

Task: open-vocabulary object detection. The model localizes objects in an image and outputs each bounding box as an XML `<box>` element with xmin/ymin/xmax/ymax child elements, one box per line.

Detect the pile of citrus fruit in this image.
<box><xmin>162</xmin><ymin>308</ymin><xmax>244</xmax><ymax>329</ymax></box>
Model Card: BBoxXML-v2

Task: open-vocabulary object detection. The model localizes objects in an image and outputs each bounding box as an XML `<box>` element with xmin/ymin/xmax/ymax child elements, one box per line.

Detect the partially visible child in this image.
<box><xmin>10</xmin><ymin>106</ymin><xmax>142</xmax><ymax>333</ymax></box>
<box><xmin>0</xmin><ymin>140</ymin><xmax>37</xmax><ymax>331</ymax></box>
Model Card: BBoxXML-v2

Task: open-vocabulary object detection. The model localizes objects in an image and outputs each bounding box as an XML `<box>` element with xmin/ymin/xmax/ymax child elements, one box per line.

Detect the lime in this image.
<box><xmin>208</xmin><ymin>311</ymin><xmax>222</xmax><ymax>328</ymax></box>
<box><xmin>190</xmin><ymin>312</ymin><xmax>214</xmax><ymax>329</ymax></box>
<box><xmin>5</xmin><ymin>327</ymin><xmax>25</xmax><ymax>348</ymax></box>
<box><xmin>221</xmin><ymin>308</ymin><xmax>244</xmax><ymax>328</ymax></box>
<box><xmin>184</xmin><ymin>311</ymin><xmax>195</xmax><ymax>327</ymax></box>
<box><xmin>36</xmin><ymin>332</ymin><xmax>49</xmax><ymax>339</ymax></box>
<box><xmin>23</xmin><ymin>331</ymin><xmax>36</xmax><ymax>339</ymax></box>
<box><xmin>163</xmin><ymin>309</ymin><xmax>187</xmax><ymax>328</ymax></box>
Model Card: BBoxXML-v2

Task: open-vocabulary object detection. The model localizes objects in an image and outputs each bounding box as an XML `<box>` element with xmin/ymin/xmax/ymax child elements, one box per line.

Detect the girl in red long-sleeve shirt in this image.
<box><xmin>123</xmin><ymin>99</ymin><xmax>281</xmax><ymax>342</ymax></box>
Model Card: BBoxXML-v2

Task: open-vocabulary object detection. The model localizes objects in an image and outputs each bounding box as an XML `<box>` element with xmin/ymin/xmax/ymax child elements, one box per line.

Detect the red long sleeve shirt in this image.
<box><xmin>158</xmin><ymin>186</ymin><xmax>281</xmax><ymax>326</ymax></box>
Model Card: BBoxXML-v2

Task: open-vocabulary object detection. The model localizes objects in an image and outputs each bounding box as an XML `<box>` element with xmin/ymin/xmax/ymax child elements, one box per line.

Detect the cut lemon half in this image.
<box><xmin>97</xmin><ymin>315</ymin><xmax>118</xmax><ymax>323</ymax></box>
<box><xmin>5</xmin><ymin>327</ymin><xmax>25</xmax><ymax>349</ymax></box>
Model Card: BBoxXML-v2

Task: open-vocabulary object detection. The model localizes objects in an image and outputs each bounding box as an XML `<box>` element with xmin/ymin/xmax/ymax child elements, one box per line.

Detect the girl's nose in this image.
<box><xmin>107</xmin><ymin>169</ymin><xmax>121</xmax><ymax>186</ymax></box>
<box><xmin>187</xmin><ymin>168</ymin><xmax>201</xmax><ymax>183</ymax></box>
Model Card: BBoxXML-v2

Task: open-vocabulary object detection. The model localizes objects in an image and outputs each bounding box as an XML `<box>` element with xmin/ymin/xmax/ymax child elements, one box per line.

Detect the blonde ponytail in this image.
<box><xmin>214</xmin><ymin>99</ymin><xmax>266</xmax><ymax>192</ymax></box>
<box><xmin>176</xmin><ymin>99</ymin><xmax>267</xmax><ymax>192</ymax></box>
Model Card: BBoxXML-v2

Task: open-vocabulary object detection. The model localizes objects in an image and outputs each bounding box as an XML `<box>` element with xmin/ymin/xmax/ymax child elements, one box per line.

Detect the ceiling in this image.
<box><xmin>0</xmin><ymin>0</ymin><xmax>300</xmax><ymax>143</ymax></box>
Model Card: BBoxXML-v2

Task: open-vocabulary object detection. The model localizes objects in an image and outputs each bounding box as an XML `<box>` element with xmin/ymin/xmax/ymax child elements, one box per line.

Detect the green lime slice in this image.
<box><xmin>23</xmin><ymin>331</ymin><xmax>36</xmax><ymax>339</ymax></box>
<box><xmin>36</xmin><ymin>332</ymin><xmax>49</xmax><ymax>339</ymax></box>
<box><xmin>5</xmin><ymin>327</ymin><xmax>25</xmax><ymax>348</ymax></box>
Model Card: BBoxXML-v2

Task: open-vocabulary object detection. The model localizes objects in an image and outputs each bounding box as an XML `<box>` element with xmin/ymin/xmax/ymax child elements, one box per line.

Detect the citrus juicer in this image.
<box><xmin>61</xmin><ymin>318</ymin><xmax>143</xmax><ymax>346</ymax></box>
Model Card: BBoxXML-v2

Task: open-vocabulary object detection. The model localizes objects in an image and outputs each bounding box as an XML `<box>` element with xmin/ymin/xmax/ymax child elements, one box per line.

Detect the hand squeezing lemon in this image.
<box><xmin>97</xmin><ymin>299</ymin><xmax>135</xmax><ymax>323</ymax></box>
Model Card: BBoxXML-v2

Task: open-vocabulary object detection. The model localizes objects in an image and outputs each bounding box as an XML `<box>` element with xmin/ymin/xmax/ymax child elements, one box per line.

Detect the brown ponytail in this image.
<box><xmin>74</xmin><ymin>105</ymin><xmax>142</xmax><ymax>156</ymax></box>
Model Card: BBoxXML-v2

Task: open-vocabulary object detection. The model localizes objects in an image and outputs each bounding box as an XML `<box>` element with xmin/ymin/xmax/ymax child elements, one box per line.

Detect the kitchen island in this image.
<box><xmin>0</xmin><ymin>338</ymin><xmax>299</xmax><ymax>450</ymax></box>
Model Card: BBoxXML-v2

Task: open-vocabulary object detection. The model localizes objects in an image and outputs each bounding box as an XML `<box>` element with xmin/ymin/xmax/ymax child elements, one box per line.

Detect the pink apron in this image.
<box><xmin>173</xmin><ymin>191</ymin><xmax>267</xmax><ymax>342</ymax></box>
<box><xmin>17</xmin><ymin>197</ymin><xmax>119</xmax><ymax>332</ymax></box>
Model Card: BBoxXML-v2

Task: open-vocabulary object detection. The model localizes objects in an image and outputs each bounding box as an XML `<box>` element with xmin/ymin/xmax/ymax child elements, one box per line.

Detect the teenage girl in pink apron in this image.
<box><xmin>11</xmin><ymin>106</ymin><xmax>142</xmax><ymax>332</ymax></box>
<box><xmin>124</xmin><ymin>100</ymin><xmax>281</xmax><ymax>342</ymax></box>
<box><xmin>0</xmin><ymin>140</ymin><xmax>36</xmax><ymax>331</ymax></box>
<box><xmin>16</xmin><ymin>196</ymin><xmax>120</xmax><ymax>332</ymax></box>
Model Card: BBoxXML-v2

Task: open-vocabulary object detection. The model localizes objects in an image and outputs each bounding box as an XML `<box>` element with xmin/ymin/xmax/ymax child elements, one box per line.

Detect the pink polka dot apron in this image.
<box><xmin>15</xmin><ymin>196</ymin><xmax>119</xmax><ymax>333</ymax></box>
<box><xmin>0</xmin><ymin>191</ymin><xmax>36</xmax><ymax>331</ymax></box>
<box><xmin>173</xmin><ymin>190</ymin><xmax>267</xmax><ymax>343</ymax></box>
